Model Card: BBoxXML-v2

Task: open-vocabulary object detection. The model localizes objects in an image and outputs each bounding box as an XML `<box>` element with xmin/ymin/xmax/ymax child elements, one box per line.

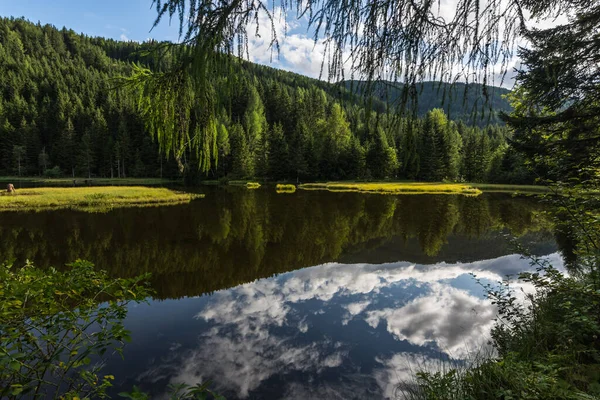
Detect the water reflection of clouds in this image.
<box><xmin>365</xmin><ymin>283</ymin><xmax>495</xmax><ymax>357</ymax></box>
<box><xmin>141</xmin><ymin>253</ymin><xmax>563</xmax><ymax>399</ymax></box>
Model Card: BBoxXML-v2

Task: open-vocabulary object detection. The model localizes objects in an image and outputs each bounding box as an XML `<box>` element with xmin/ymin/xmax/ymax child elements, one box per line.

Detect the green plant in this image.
<box><xmin>0</xmin><ymin>260</ymin><xmax>152</xmax><ymax>399</ymax></box>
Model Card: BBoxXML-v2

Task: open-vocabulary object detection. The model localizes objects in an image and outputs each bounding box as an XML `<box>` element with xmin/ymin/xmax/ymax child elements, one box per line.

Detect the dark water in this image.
<box><xmin>0</xmin><ymin>187</ymin><xmax>561</xmax><ymax>399</ymax></box>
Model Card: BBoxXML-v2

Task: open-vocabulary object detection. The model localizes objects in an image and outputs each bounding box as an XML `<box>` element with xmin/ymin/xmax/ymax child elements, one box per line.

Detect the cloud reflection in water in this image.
<box><xmin>135</xmin><ymin>253</ymin><xmax>563</xmax><ymax>399</ymax></box>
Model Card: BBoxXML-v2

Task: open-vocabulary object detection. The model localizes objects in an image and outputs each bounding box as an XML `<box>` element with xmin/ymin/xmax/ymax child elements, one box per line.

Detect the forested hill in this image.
<box><xmin>341</xmin><ymin>81</ymin><xmax>512</xmax><ymax>122</ymax></box>
<box><xmin>0</xmin><ymin>17</ymin><xmax>529</xmax><ymax>183</ymax></box>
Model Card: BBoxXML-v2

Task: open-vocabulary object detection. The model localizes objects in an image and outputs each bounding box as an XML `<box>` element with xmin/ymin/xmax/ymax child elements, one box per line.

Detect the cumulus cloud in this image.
<box><xmin>242</xmin><ymin>7</ymin><xmax>354</xmax><ymax>80</ymax></box>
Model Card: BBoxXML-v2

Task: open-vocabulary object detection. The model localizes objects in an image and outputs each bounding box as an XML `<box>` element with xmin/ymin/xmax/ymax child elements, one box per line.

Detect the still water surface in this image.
<box><xmin>0</xmin><ymin>187</ymin><xmax>561</xmax><ymax>399</ymax></box>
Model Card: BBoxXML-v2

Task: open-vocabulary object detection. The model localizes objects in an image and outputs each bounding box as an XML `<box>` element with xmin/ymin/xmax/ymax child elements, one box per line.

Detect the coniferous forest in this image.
<box><xmin>0</xmin><ymin>17</ymin><xmax>531</xmax><ymax>184</ymax></box>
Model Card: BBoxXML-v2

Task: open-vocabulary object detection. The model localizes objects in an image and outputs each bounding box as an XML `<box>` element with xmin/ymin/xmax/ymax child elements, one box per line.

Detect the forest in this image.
<box><xmin>0</xmin><ymin>17</ymin><xmax>531</xmax><ymax>184</ymax></box>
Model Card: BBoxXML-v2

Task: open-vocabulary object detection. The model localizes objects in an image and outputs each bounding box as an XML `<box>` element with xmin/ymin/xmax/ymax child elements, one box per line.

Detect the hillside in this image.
<box><xmin>341</xmin><ymin>80</ymin><xmax>512</xmax><ymax>123</ymax></box>
<box><xmin>0</xmin><ymin>17</ymin><xmax>528</xmax><ymax>183</ymax></box>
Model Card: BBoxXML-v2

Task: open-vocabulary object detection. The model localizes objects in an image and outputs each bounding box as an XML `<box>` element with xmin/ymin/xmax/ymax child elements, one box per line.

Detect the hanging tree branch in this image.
<box><xmin>125</xmin><ymin>0</ymin><xmax>596</xmax><ymax>173</ymax></box>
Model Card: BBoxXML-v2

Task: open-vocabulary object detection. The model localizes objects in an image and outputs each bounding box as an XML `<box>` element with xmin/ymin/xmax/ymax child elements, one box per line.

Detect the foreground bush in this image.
<box><xmin>0</xmin><ymin>260</ymin><xmax>151</xmax><ymax>399</ymax></box>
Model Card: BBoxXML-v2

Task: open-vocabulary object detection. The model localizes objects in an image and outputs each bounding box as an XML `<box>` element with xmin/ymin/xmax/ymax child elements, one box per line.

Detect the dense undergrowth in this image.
<box><xmin>0</xmin><ymin>261</ymin><xmax>222</xmax><ymax>399</ymax></box>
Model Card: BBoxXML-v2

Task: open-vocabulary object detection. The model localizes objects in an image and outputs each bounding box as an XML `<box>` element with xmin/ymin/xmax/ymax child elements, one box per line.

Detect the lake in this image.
<box><xmin>0</xmin><ymin>187</ymin><xmax>562</xmax><ymax>399</ymax></box>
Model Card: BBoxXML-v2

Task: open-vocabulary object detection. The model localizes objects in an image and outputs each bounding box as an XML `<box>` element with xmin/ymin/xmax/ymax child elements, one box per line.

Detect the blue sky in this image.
<box><xmin>1</xmin><ymin>0</ymin><xmax>180</xmax><ymax>42</ymax></box>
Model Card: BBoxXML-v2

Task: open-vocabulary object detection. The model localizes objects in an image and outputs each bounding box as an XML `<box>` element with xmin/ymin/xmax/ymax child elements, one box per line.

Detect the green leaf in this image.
<box><xmin>10</xmin><ymin>384</ymin><xmax>24</xmax><ymax>395</ymax></box>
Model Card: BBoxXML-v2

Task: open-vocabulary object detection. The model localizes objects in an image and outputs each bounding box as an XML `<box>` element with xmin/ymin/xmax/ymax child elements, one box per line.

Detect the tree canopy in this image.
<box><xmin>503</xmin><ymin>4</ymin><xmax>600</xmax><ymax>183</ymax></box>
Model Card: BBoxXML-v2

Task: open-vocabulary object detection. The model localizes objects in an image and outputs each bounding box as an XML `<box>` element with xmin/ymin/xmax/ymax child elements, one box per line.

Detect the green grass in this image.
<box><xmin>0</xmin><ymin>177</ymin><xmax>178</xmax><ymax>186</ymax></box>
<box><xmin>246</xmin><ymin>182</ymin><xmax>261</xmax><ymax>189</ymax></box>
<box><xmin>200</xmin><ymin>179</ymin><xmax>548</xmax><ymax>195</ymax></box>
<box><xmin>0</xmin><ymin>186</ymin><xmax>202</xmax><ymax>212</ymax></box>
<box><xmin>298</xmin><ymin>182</ymin><xmax>482</xmax><ymax>196</ymax></box>
<box><xmin>276</xmin><ymin>184</ymin><xmax>296</xmax><ymax>193</ymax></box>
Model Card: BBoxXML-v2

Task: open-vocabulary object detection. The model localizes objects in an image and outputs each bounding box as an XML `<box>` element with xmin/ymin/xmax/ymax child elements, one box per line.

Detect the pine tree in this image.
<box><xmin>419</xmin><ymin>111</ymin><xmax>442</xmax><ymax>181</ymax></box>
<box><xmin>267</xmin><ymin>123</ymin><xmax>289</xmax><ymax>180</ymax></box>
<box><xmin>78</xmin><ymin>132</ymin><xmax>94</xmax><ymax>179</ymax></box>
<box><xmin>401</xmin><ymin>121</ymin><xmax>420</xmax><ymax>179</ymax></box>
<box><xmin>38</xmin><ymin>147</ymin><xmax>49</xmax><ymax>174</ymax></box>
<box><xmin>289</xmin><ymin>121</ymin><xmax>309</xmax><ymax>182</ymax></box>
<box><xmin>367</xmin><ymin>129</ymin><xmax>398</xmax><ymax>179</ymax></box>
<box><xmin>230</xmin><ymin>123</ymin><xmax>252</xmax><ymax>177</ymax></box>
<box><xmin>12</xmin><ymin>145</ymin><xmax>26</xmax><ymax>176</ymax></box>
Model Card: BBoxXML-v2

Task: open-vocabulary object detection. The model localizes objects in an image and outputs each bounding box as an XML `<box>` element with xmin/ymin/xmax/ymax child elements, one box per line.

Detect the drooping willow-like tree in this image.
<box><xmin>129</xmin><ymin>0</ymin><xmax>597</xmax><ymax>173</ymax></box>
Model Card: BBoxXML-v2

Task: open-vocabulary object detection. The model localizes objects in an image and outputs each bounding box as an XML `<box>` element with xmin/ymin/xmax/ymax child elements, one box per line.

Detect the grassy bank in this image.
<box><xmin>0</xmin><ymin>177</ymin><xmax>178</xmax><ymax>186</ymax></box>
<box><xmin>226</xmin><ymin>181</ymin><xmax>262</xmax><ymax>189</ymax></box>
<box><xmin>0</xmin><ymin>186</ymin><xmax>202</xmax><ymax>212</ymax></box>
<box><xmin>276</xmin><ymin>184</ymin><xmax>296</xmax><ymax>193</ymax></box>
<box><xmin>298</xmin><ymin>182</ymin><xmax>482</xmax><ymax>196</ymax></box>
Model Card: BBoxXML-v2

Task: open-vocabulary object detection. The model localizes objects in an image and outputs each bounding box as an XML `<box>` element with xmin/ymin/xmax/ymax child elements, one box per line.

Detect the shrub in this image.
<box><xmin>0</xmin><ymin>260</ymin><xmax>152</xmax><ymax>398</ymax></box>
<box><xmin>44</xmin><ymin>166</ymin><xmax>62</xmax><ymax>178</ymax></box>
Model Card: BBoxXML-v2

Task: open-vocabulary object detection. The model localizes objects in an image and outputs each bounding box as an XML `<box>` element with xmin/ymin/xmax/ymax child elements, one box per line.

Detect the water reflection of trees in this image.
<box><xmin>0</xmin><ymin>189</ymin><xmax>552</xmax><ymax>298</ymax></box>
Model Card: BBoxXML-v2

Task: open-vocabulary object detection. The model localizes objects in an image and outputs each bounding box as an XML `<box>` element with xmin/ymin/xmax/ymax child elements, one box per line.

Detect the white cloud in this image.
<box><xmin>242</xmin><ymin>7</ymin><xmax>354</xmax><ymax>80</ymax></box>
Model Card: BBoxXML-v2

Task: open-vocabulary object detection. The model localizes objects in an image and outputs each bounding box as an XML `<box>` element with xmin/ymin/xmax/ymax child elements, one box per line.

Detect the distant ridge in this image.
<box><xmin>340</xmin><ymin>80</ymin><xmax>512</xmax><ymax>123</ymax></box>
